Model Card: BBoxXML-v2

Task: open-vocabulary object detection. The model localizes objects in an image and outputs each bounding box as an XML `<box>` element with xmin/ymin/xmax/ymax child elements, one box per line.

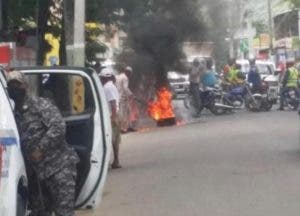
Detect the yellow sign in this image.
<box><xmin>70</xmin><ymin>76</ymin><xmax>85</xmax><ymax>114</ymax></box>
<box><xmin>44</xmin><ymin>33</ymin><xmax>60</xmax><ymax>66</ymax></box>
<box><xmin>259</xmin><ymin>34</ymin><xmax>270</xmax><ymax>48</ymax></box>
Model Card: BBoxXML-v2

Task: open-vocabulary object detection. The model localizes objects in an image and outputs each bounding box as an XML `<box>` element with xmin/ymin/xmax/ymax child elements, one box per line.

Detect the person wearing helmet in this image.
<box><xmin>100</xmin><ymin>68</ymin><xmax>122</xmax><ymax>169</ymax></box>
<box><xmin>279</xmin><ymin>60</ymin><xmax>299</xmax><ymax>110</ymax></box>
<box><xmin>247</xmin><ymin>57</ymin><xmax>261</xmax><ymax>92</ymax></box>
<box><xmin>189</xmin><ymin>57</ymin><xmax>206</xmax><ymax>116</ymax></box>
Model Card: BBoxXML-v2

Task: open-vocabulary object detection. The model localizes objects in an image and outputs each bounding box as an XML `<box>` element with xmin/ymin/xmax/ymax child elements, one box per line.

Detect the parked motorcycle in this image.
<box><xmin>220</xmin><ymin>81</ymin><xmax>275</xmax><ymax>112</ymax></box>
<box><xmin>184</xmin><ymin>87</ymin><xmax>235</xmax><ymax>115</ymax></box>
<box><xmin>218</xmin><ymin>84</ymin><xmax>246</xmax><ymax>108</ymax></box>
<box><xmin>244</xmin><ymin>80</ymin><xmax>279</xmax><ymax>112</ymax></box>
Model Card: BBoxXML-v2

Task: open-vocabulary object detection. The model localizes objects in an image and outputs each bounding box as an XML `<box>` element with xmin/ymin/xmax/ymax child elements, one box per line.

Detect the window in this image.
<box><xmin>25</xmin><ymin>73</ymin><xmax>95</xmax><ymax>116</ymax></box>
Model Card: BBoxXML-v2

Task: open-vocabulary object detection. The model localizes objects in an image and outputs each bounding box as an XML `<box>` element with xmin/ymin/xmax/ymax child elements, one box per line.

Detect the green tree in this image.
<box><xmin>2</xmin><ymin>0</ymin><xmax>60</xmax><ymax>65</ymax></box>
<box><xmin>252</xmin><ymin>20</ymin><xmax>268</xmax><ymax>37</ymax></box>
<box><xmin>85</xmin><ymin>25</ymin><xmax>107</xmax><ymax>62</ymax></box>
<box><xmin>284</xmin><ymin>0</ymin><xmax>300</xmax><ymax>8</ymax></box>
<box><xmin>6</xmin><ymin>0</ymin><xmax>37</xmax><ymax>28</ymax></box>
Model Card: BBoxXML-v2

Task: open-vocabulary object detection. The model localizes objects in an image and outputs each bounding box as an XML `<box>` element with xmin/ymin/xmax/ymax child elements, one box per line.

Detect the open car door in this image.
<box><xmin>19</xmin><ymin>67</ymin><xmax>112</xmax><ymax>209</ymax></box>
<box><xmin>0</xmin><ymin>68</ymin><xmax>6</xmax><ymax>86</ymax></box>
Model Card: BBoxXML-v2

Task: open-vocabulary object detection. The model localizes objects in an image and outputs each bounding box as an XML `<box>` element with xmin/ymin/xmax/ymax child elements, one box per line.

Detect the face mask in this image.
<box><xmin>7</xmin><ymin>87</ymin><xmax>26</xmax><ymax>103</ymax></box>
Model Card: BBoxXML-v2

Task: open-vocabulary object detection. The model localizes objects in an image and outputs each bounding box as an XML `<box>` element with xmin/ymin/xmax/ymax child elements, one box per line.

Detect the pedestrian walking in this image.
<box><xmin>100</xmin><ymin>68</ymin><xmax>122</xmax><ymax>169</ymax></box>
<box><xmin>116</xmin><ymin>66</ymin><xmax>134</xmax><ymax>133</ymax></box>
<box><xmin>6</xmin><ymin>70</ymin><xmax>79</xmax><ymax>216</ymax></box>
<box><xmin>189</xmin><ymin>57</ymin><xmax>206</xmax><ymax>117</ymax></box>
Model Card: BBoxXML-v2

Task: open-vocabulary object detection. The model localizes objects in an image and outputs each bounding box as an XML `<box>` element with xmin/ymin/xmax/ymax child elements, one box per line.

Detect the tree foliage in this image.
<box><xmin>6</xmin><ymin>0</ymin><xmax>37</xmax><ymax>28</ymax></box>
<box><xmin>252</xmin><ymin>20</ymin><xmax>268</xmax><ymax>36</ymax></box>
<box><xmin>284</xmin><ymin>0</ymin><xmax>300</xmax><ymax>8</ymax></box>
<box><xmin>3</xmin><ymin>0</ymin><xmax>222</xmax><ymax>79</ymax></box>
<box><xmin>85</xmin><ymin>25</ymin><xmax>107</xmax><ymax>62</ymax></box>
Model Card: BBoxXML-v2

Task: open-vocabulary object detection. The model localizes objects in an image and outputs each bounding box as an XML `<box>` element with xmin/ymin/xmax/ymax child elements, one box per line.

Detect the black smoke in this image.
<box><xmin>117</xmin><ymin>0</ymin><xmax>207</xmax><ymax>92</ymax></box>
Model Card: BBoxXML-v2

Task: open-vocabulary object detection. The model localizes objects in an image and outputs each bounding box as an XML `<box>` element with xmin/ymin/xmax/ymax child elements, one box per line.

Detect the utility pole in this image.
<box><xmin>0</xmin><ymin>0</ymin><xmax>2</xmax><ymax>30</ymax></box>
<box><xmin>64</xmin><ymin>0</ymin><xmax>74</xmax><ymax>66</ymax></box>
<box><xmin>73</xmin><ymin>0</ymin><xmax>85</xmax><ymax>66</ymax></box>
<box><xmin>268</xmin><ymin>0</ymin><xmax>274</xmax><ymax>52</ymax></box>
<box><xmin>64</xmin><ymin>0</ymin><xmax>86</xmax><ymax>114</ymax></box>
<box><xmin>64</xmin><ymin>0</ymin><xmax>85</xmax><ymax>66</ymax></box>
<box><xmin>228</xmin><ymin>0</ymin><xmax>235</xmax><ymax>58</ymax></box>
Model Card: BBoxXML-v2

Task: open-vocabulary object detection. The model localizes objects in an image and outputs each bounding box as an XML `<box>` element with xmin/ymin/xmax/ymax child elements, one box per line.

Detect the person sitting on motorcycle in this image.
<box><xmin>224</xmin><ymin>58</ymin><xmax>236</xmax><ymax>83</ymax></box>
<box><xmin>222</xmin><ymin>58</ymin><xmax>241</xmax><ymax>90</ymax></box>
<box><xmin>279</xmin><ymin>60</ymin><xmax>299</xmax><ymax>110</ymax></box>
<box><xmin>189</xmin><ymin>57</ymin><xmax>206</xmax><ymax>116</ymax></box>
<box><xmin>226</xmin><ymin>60</ymin><xmax>245</xmax><ymax>86</ymax></box>
<box><xmin>247</xmin><ymin>57</ymin><xmax>262</xmax><ymax>93</ymax></box>
<box><xmin>201</xmin><ymin>58</ymin><xmax>218</xmax><ymax>89</ymax></box>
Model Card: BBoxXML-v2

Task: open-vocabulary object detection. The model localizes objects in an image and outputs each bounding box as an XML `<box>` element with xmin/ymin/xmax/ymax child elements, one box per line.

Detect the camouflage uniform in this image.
<box><xmin>16</xmin><ymin>96</ymin><xmax>79</xmax><ymax>216</ymax></box>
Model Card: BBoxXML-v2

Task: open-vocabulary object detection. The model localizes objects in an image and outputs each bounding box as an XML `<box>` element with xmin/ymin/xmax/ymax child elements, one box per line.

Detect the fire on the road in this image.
<box><xmin>148</xmin><ymin>87</ymin><xmax>176</xmax><ymax>121</ymax></box>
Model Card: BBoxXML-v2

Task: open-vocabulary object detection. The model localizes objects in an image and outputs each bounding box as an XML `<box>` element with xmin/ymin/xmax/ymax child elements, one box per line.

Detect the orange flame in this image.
<box><xmin>148</xmin><ymin>87</ymin><xmax>175</xmax><ymax>121</ymax></box>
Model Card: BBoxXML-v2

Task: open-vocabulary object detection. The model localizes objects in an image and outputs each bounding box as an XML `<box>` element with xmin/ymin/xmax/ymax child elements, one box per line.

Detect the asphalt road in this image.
<box><xmin>79</xmin><ymin>109</ymin><xmax>299</xmax><ymax>216</ymax></box>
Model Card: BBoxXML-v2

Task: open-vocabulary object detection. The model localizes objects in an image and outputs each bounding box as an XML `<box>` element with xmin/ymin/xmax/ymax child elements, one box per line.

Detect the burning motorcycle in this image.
<box><xmin>184</xmin><ymin>87</ymin><xmax>235</xmax><ymax>115</ymax></box>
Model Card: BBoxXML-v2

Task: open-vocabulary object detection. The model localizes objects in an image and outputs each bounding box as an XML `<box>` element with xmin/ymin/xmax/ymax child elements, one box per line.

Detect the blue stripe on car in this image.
<box><xmin>0</xmin><ymin>137</ymin><xmax>17</xmax><ymax>146</ymax></box>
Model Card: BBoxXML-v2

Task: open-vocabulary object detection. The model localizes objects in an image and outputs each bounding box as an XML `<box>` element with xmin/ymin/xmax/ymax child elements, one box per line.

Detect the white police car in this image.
<box><xmin>0</xmin><ymin>67</ymin><xmax>112</xmax><ymax>216</ymax></box>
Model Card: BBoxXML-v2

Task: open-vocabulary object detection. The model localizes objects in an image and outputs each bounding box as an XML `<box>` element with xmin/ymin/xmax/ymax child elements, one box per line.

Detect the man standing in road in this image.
<box><xmin>6</xmin><ymin>71</ymin><xmax>79</xmax><ymax>216</ymax></box>
<box><xmin>189</xmin><ymin>58</ymin><xmax>206</xmax><ymax>117</ymax></box>
<box><xmin>100</xmin><ymin>68</ymin><xmax>122</xmax><ymax>169</ymax></box>
<box><xmin>116</xmin><ymin>66</ymin><xmax>134</xmax><ymax>133</ymax></box>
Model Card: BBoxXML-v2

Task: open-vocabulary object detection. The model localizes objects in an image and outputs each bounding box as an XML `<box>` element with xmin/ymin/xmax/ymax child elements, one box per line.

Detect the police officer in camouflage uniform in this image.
<box><xmin>6</xmin><ymin>71</ymin><xmax>79</xmax><ymax>216</ymax></box>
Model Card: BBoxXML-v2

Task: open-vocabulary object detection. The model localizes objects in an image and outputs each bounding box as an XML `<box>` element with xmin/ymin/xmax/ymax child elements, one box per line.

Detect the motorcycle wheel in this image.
<box><xmin>208</xmin><ymin>101</ymin><xmax>227</xmax><ymax>115</ymax></box>
<box><xmin>245</xmin><ymin>95</ymin><xmax>262</xmax><ymax>112</ymax></box>
<box><xmin>289</xmin><ymin>100</ymin><xmax>299</xmax><ymax>110</ymax></box>
<box><xmin>231</xmin><ymin>97</ymin><xmax>244</xmax><ymax>108</ymax></box>
<box><xmin>263</xmin><ymin>99</ymin><xmax>273</xmax><ymax>111</ymax></box>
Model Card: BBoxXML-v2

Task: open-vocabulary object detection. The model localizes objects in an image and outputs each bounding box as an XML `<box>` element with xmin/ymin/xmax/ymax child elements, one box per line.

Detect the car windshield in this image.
<box><xmin>25</xmin><ymin>73</ymin><xmax>95</xmax><ymax>116</ymax></box>
<box><xmin>237</xmin><ymin>63</ymin><xmax>250</xmax><ymax>74</ymax></box>
<box><xmin>256</xmin><ymin>64</ymin><xmax>274</xmax><ymax>75</ymax></box>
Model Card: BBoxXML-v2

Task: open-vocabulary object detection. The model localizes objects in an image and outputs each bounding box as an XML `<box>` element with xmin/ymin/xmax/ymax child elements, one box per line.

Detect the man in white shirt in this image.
<box><xmin>100</xmin><ymin>68</ymin><xmax>122</xmax><ymax>169</ymax></box>
<box><xmin>116</xmin><ymin>66</ymin><xmax>134</xmax><ymax>132</ymax></box>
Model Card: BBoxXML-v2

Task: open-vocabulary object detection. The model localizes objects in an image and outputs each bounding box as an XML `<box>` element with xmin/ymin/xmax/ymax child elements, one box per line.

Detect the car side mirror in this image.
<box><xmin>274</xmin><ymin>70</ymin><xmax>280</xmax><ymax>76</ymax></box>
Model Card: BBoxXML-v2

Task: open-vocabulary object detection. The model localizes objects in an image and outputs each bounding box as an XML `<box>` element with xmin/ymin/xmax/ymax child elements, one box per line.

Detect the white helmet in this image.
<box><xmin>99</xmin><ymin>67</ymin><xmax>114</xmax><ymax>77</ymax></box>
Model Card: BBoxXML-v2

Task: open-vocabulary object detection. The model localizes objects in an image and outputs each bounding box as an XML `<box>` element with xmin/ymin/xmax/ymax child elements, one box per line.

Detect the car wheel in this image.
<box><xmin>17</xmin><ymin>194</ymin><xmax>26</xmax><ymax>216</ymax></box>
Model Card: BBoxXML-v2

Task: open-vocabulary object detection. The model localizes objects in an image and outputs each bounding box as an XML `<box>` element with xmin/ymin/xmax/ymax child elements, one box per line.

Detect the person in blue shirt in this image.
<box><xmin>247</xmin><ymin>57</ymin><xmax>261</xmax><ymax>92</ymax></box>
<box><xmin>201</xmin><ymin>58</ymin><xmax>217</xmax><ymax>88</ymax></box>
